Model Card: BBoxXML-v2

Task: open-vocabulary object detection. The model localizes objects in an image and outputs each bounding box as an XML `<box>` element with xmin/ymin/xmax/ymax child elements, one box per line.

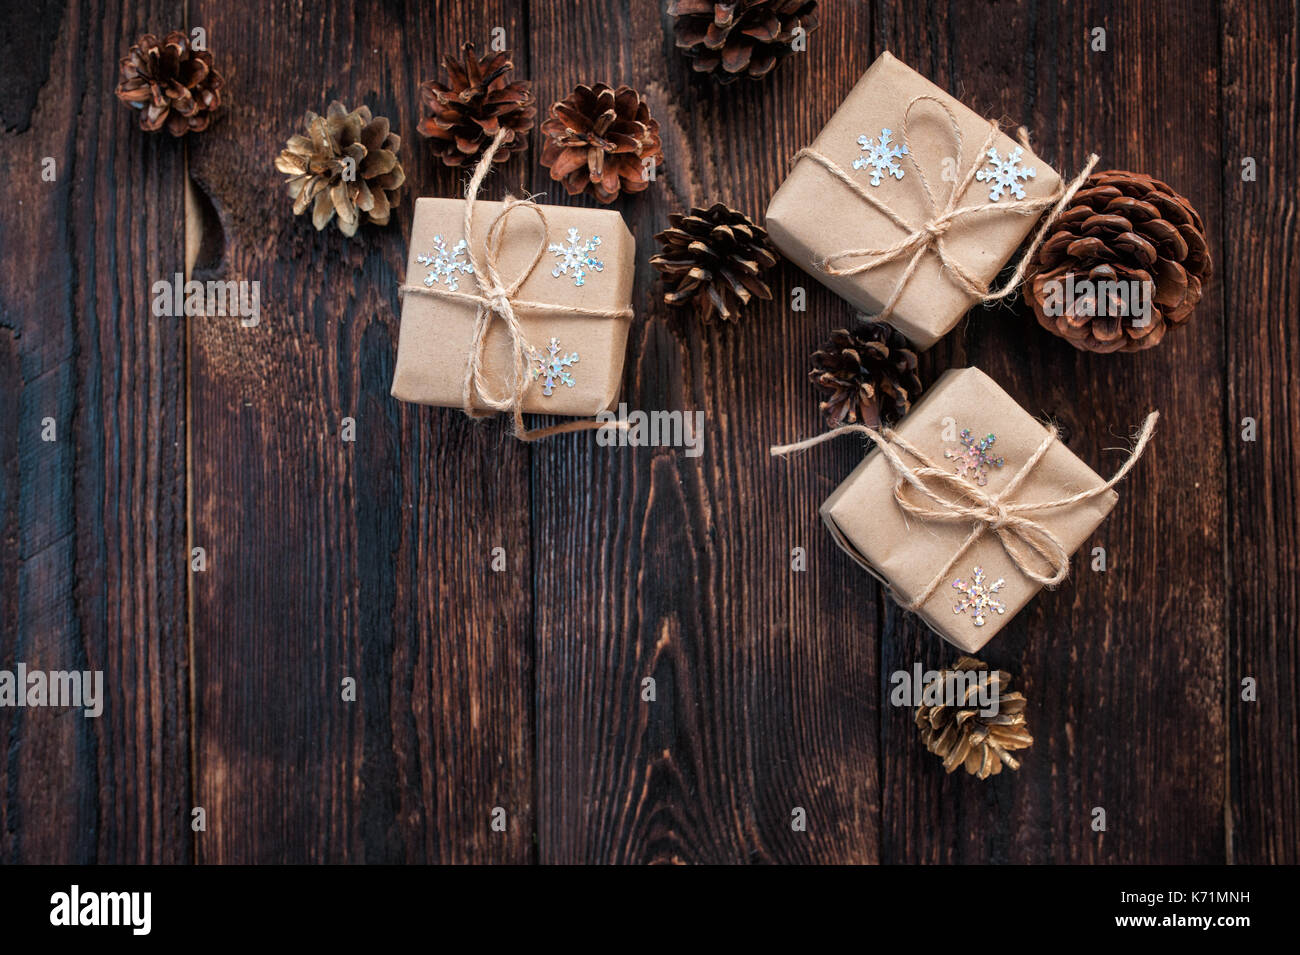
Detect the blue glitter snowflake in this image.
<box><xmin>417</xmin><ymin>235</ymin><xmax>474</xmax><ymax>291</ymax></box>
<box><xmin>945</xmin><ymin>429</ymin><xmax>1005</xmax><ymax>486</ymax></box>
<box><xmin>530</xmin><ymin>337</ymin><xmax>579</xmax><ymax>396</ymax></box>
<box><xmin>975</xmin><ymin>146</ymin><xmax>1037</xmax><ymax>201</ymax></box>
<box><xmin>952</xmin><ymin>566</ymin><xmax>1007</xmax><ymax>627</ymax></box>
<box><xmin>852</xmin><ymin>128</ymin><xmax>909</xmax><ymax>186</ymax></box>
<box><xmin>548</xmin><ymin>228</ymin><xmax>604</xmax><ymax>287</ymax></box>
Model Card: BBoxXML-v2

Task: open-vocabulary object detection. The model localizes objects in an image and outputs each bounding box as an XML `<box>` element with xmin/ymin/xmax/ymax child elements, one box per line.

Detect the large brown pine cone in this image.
<box><xmin>274</xmin><ymin>102</ymin><xmax>405</xmax><ymax>238</ymax></box>
<box><xmin>1023</xmin><ymin>170</ymin><xmax>1212</xmax><ymax>353</ymax></box>
<box><xmin>809</xmin><ymin>323</ymin><xmax>921</xmax><ymax>429</ymax></box>
<box><xmin>667</xmin><ymin>0</ymin><xmax>819</xmax><ymax>84</ymax></box>
<box><xmin>417</xmin><ymin>42</ymin><xmax>535</xmax><ymax>168</ymax></box>
<box><xmin>114</xmin><ymin>31</ymin><xmax>224</xmax><ymax>136</ymax></box>
<box><xmin>540</xmin><ymin>84</ymin><xmax>663</xmax><ymax>203</ymax></box>
<box><xmin>650</xmin><ymin>203</ymin><xmax>777</xmax><ymax>324</ymax></box>
<box><xmin>915</xmin><ymin>656</ymin><xmax>1033</xmax><ymax>780</ymax></box>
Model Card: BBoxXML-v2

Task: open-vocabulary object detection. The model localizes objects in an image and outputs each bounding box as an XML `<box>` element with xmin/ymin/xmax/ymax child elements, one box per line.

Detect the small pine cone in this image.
<box><xmin>667</xmin><ymin>0</ymin><xmax>820</xmax><ymax>84</ymax></box>
<box><xmin>915</xmin><ymin>656</ymin><xmax>1033</xmax><ymax>780</ymax></box>
<box><xmin>274</xmin><ymin>102</ymin><xmax>405</xmax><ymax>238</ymax></box>
<box><xmin>114</xmin><ymin>31</ymin><xmax>224</xmax><ymax>136</ymax></box>
<box><xmin>809</xmin><ymin>323</ymin><xmax>921</xmax><ymax>429</ymax></box>
<box><xmin>417</xmin><ymin>42</ymin><xmax>535</xmax><ymax>168</ymax></box>
<box><xmin>540</xmin><ymin>83</ymin><xmax>663</xmax><ymax>204</ymax></box>
<box><xmin>650</xmin><ymin>203</ymin><xmax>777</xmax><ymax>324</ymax></box>
<box><xmin>1023</xmin><ymin>169</ymin><xmax>1212</xmax><ymax>353</ymax></box>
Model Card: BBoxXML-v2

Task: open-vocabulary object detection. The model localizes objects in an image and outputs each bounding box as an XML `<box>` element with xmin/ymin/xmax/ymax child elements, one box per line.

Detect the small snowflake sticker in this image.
<box><xmin>417</xmin><ymin>235</ymin><xmax>474</xmax><ymax>291</ymax></box>
<box><xmin>548</xmin><ymin>228</ymin><xmax>604</xmax><ymax>287</ymax></box>
<box><xmin>952</xmin><ymin>567</ymin><xmax>1007</xmax><ymax>627</ymax></box>
<box><xmin>974</xmin><ymin>146</ymin><xmax>1037</xmax><ymax>201</ymax></box>
<box><xmin>944</xmin><ymin>428</ymin><xmax>1005</xmax><ymax>486</ymax></box>
<box><xmin>529</xmin><ymin>337</ymin><xmax>579</xmax><ymax>396</ymax></box>
<box><xmin>852</xmin><ymin>128</ymin><xmax>909</xmax><ymax>186</ymax></box>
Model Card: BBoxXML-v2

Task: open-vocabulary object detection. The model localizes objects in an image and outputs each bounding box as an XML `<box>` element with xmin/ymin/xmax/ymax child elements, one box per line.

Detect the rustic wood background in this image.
<box><xmin>0</xmin><ymin>0</ymin><xmax>1295</xmax><ymax>864</ymax></box>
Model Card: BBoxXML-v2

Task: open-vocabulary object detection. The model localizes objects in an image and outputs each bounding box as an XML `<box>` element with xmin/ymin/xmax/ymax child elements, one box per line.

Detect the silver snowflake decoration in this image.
<box><xmin>529</xmin><ymin>337</ymin><xmax>579</xmax><ymax>396</ymax></box>
<box><xmin>548</xmin><ymin>228</ymin><xmax>604</xmax><ymax>287</ymax></box>
<box><xmin>416</xmin><ymin>235</ymin><xmax>474</xmax><ymax>291</ymax></box>
<box><xmin>974</xmin><ymin>146</ymin><xmax>1037</xmax><ymax>201</ymax></box>
<box><xmin>852</xmin><ymin>128</ymin><xmax>909</xmax><ymax>186</ymax></box>
<box><xmin>952</xmin><ymin>566</ymin><xmax>1007</xmax><ymax>627</ymax></box>
<box><xmin>944</xmin><ymin>428</ymin><xmax>1005</xmax><ymax>487</ymax></box>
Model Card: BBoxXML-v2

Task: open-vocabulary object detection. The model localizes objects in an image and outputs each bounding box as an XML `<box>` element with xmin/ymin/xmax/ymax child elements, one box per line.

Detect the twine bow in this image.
<box><xmin>794</xmin><ymin>94</ymin><xmax>1100</xmax><ymax>323</ymax></box>
<box><xmin>400</xmin><ymin>127</ymin><xmax>633</xmax><ymax>441</ymax></box>
<box><xmin>770</xmin><ymin>412</ymin><xmax>1158</xmax><ymax>611</ymax></box>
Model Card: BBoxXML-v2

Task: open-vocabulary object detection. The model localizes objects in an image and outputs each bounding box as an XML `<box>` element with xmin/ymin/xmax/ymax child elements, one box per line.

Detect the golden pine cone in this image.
<box><xmin>668</xmin><ymin>0</ymin><xmax>819</xmax><ymax>84</ymax></box>
<box><xmin>540</xmin><ymin>83</ymin><xmax>663</xmax><ymax>204</ymax></box>
<box><xmin>114</xmin><ymin>31</ymin><xmax>224</xmax><ymax>136</ymax></box>
<box><xmin>417</xmin><ymin>42</ymin><xmax>535</xmax><ymax>168</ymax></box>
<box><xmin>275</xmin><ymin>102</ymin><xmax>405</xmax><ymax>239</ymax></box>
<box><xmin>650</xmin><ymin>203</ymin><xmax>777</xmax><ymax>324</ymax></box>
<box><xmin>809</xmin><ymin>323</ymin><xmax>922</xmax><ymax>429</ymax></box>
<box><xmin>1023</xmin><ymin>169</ymin><xmax>1212</xmax><ymax>353</ymax></box>
<box><xmin>915</xmin><ymin>656</ymin><xmax>1032</xmax><ymax>780</ymax></box>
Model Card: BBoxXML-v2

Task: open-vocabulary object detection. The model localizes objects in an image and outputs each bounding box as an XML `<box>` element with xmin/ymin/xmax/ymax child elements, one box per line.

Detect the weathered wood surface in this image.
<box><xmin>0</xmin><ymin>0</ymin><xmax>192</xmax><ymax>864</ymax></box>
<box><xmin>0</xmin><ymin>0</ymin><xmax>1294</xmax><ymax>864</ymax></box>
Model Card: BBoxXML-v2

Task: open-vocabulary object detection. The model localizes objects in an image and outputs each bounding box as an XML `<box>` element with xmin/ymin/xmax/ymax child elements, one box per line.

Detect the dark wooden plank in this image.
<box><xmin>875</xmin><ymin>0</ymin><xmax>1228</xmax><ymax>862</ymax></box>
<box><xmin>0</xmin><ymin>0</ymin><xmax>191</xmax><ymax>863</ymax></box>
<box><xmin>529</xmin><ymin>0</ymin><xmax>880</xmax><ymax>864</ymax></box>
<box><xmin>186</xmin><ymin>0</ymin><xmax>534</xmax><ymax>862</ymax></box>
<box><xmin>1222</xmin><ymin>0</ymin><xmax>1300</xmax><ymax>864</ymax></box>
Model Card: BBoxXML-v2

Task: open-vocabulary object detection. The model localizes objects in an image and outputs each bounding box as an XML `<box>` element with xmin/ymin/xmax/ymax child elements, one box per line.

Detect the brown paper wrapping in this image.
<box><xmin>766</xmin><ymin>51</ymin><xmax>1062</xmax><ymax>350</ymax></box>
<box><xmin>392</xmin><ymin>197</ymin><xmax>635</xmax><ymax>416</ymax></box>
<box><xmin>820</xmin><ymin>367</ymin><xmax>1117</xmax><ymax>652</ymax></box>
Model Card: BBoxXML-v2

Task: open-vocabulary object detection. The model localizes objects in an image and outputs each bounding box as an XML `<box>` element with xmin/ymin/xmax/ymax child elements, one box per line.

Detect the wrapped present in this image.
<box><xmin>392</xmin><ymin>133</ymin><xmax>635</xmax><ymax>438</ymax></box>
<box><xmin>773</xmin><ymin>367</ymin><xmax>1157</xmax><ymax>653</ymax></box>
<box><xmin>766</xmin><ymin>51</ymin><xmax>1092</xmax><ymax>350</ymax></box>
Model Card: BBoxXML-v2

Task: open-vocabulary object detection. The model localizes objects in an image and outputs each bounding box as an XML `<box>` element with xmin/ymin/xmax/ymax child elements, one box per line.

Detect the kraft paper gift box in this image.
<box><xmin>819</xmin><ymin>367</ymin><xmax>1119</xmax><ymax>653</ymax></box>
<box><xmin>766</xmin><ymin>51</ymin><xmax>1063</xmax><ymax>350</ymax></box>
<box><xmin>392</xmin><ymin>197</ymin><xmax>635</xmax><ymax>416</ymax></box>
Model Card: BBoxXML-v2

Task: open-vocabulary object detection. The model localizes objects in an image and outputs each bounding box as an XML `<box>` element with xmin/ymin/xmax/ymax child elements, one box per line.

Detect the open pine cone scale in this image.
<box><xmin>915</xmin><ymin>656</ymin><xmax>1033</xmax><ymax>780</ymax></box>
<box><xmin>417</xmin><ymin>42</ymin><xmax>535</xmax><ymax>167</ymax></box>
<box><xmin>651</xmin><ymin>204</ymin><xmax>777</xmax><ymax>323</ymax></box>
<box><xmin>1024</xmin><ymin>170</ymin><xmax>1211</xmax><ymax>353</ymax></box>
<box><xmin>114</xmin><ymin>31</ymin><xmax>224</xmax><ymax>136</ymax></box>
<box><xmin>669</xmin><ymin>0</ymin><xmax>820</xmax><ymax>83</ymax></box>
<box><xmin>541</xmin><ymin>84</ymin><xmax>663</xmax><ymax>203</ymax></box>
<box><xmin>809</xmin><ymin>323</ymin><xmax>921</xmax><ymax>428</ymax></box>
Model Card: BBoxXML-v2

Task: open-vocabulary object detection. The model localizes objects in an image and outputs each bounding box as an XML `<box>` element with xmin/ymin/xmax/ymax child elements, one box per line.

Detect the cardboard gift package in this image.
<box><xmin>392</xmin><ymin>197</ymin><xmax>635</xmax><ymax>417</ymax></box>
<box><xmin>819</xmin><ymin>367</ymin><xmax>1121</xmax><ymax>653</ymax></box>
<box><xmin>766</xmin><ymin>51</ymin><xmax>1063</xmax><ymax>349</ymax></box>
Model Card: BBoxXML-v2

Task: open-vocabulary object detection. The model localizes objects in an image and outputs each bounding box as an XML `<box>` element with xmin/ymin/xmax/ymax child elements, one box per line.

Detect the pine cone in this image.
<box><xmin>540</xmin><ymin>84</ymin><xmax>663</xmax><ymax>204</ymax></box>
<box><xmin>915</xmin><ymin>656</ymin><xmax>1033</xmax><ymax>780</ymax></box>
<box><xmin>650</xmin><ymin>203</ymin><xmax>777</xmax><ymax>324</ymax></box>
<box><xmin>417</xmin><ymin>42</ymin><xmax>535</xmax><ymax>168</ymax></box>
<box><xmin>274</xmin><ymin>102</ymin><xmax>405</xmax><ymax>238</ymax></box>
<box><xmin>809</xmin><ymin>323</ymin><xmax>921</xmax><ymax>428</ymax></box>
<box><xmin>114</xmin><ymin>31</ymin><xmax>224</xmax><ymax>136</ymax></box>
<box><xmin>1023</xmin><ymin>170</ymin><xmax>1212</xmax><ymax>353</ymax></box>
<box><xmin>668</xmin><ymin>0</ymin><xmax>820</xmax><ymax>84</ymax></box>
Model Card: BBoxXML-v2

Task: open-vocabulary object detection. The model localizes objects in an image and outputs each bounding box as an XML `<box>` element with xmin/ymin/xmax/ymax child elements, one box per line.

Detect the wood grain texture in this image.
<box><xmin>185</xmin><ymin>0</ymin><xmax>534</xmax><ymax>862</ymax></box>
<box><xmin>0</xmin><ymin>0</ymin><xmax>1295</xmax><ymax>865</ymax></box>
<box><xmin>874</xmin><ymin>0</ymin><xmax>1228</xmax><ymax>863</ymax></box>
<box><xmin>0</xmin><ymin>0</ymin><xmax>191</xmax><ymax>863</ymax></box>
<box><xmin>1222</xmin><ymin>0</ymin><xmax>1300</xmax><ymax>864</ymax></box>
<box><xmin>529</xmin><ymin>0</ymin><xmax>879</xmax><ymax>865</ymax></box>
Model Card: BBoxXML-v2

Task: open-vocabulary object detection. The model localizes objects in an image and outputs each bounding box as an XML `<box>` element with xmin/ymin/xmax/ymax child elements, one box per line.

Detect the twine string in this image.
<box><xmin>793</xmin><ymin>94</ymin><xmax>1100</xmax><ymax>321</ymax></box>
<box><xmin>398</xmin><ymin>127</ymin><xmax>633</xmax><ymax>442</ymax></box>
<box><xmin>769</xmin><ymin>411</ymin><xmax>1158</xmax><ymax>610</ymax></box>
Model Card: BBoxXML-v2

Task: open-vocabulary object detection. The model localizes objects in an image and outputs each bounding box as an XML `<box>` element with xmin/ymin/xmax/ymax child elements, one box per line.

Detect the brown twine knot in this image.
<box><xmin>793</xmin><ymin>94</ymin><xmax>1100</xmax><ymax>323</ymax></box>
<box><xmin>770</xmin><ymin>412</ymin><xmax>1159</xmax><ymax>612</ymax></box>
<box><xmin>398</xmin><ymin>128</ymin><xmax>633</xmax><ymax>442</ymax></box>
